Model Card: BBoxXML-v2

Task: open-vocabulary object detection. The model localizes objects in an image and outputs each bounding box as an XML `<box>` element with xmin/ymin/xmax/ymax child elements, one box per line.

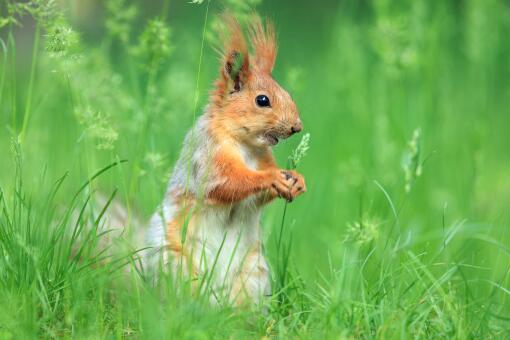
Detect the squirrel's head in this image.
<box><xmin>209</xmin><ymin>15</ymin><xmax>302</xmax><ymax>148</ymax></box>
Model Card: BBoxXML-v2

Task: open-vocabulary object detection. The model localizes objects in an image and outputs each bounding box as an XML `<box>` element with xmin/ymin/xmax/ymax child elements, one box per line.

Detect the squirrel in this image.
<box><xmin>143</xmin><ymin>14</ymin><xmax>306</xmax><ymax>306</ymax></box>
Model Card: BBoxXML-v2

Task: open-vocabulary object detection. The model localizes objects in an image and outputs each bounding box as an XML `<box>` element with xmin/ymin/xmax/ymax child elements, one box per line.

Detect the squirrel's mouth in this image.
<box><xmin>264</xmin><ymin>133</ymin><xmax>279</xmax><ymax>146</ymax></box>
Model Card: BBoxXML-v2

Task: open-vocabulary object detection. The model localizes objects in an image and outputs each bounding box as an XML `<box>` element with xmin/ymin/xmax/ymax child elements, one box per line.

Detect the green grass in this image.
<box><xmin>1</xmin><ymin>0</ymin><xmax>510</xmax><ymax>338</ymax></box>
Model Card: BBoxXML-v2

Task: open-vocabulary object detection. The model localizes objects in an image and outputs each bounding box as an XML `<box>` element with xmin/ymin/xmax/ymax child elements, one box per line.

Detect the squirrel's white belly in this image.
<box><xmin>189</xmin><ymin>199</ymin><xmax>267</xmax><ymax>294</ymax></box>
<box><xmin>144</xmin><ymin>196</ymin><xmax>270</xmax><ymax>302</ymax></box>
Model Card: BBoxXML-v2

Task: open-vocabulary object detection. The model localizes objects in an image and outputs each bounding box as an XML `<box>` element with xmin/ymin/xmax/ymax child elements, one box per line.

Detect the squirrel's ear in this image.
<box><xmin>219</xmin><ymin>15</ymin><xmax>250</xmax><ymax>93</ymax></box>
<box><xmin>224</xmin><ymin>50</ymin><xmax>249</xmax><ymax>92</ymax></box>
<box><xmin>249</xmin><ymin>16</ymin><xmax>277</xmax><ymax>74</ymax></box>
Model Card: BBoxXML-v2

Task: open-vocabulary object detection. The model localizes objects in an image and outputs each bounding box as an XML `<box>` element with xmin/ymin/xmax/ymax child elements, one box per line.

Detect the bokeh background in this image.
<box><xmin>1</xmin><ymin>0</ymin><xmax>510</xmax><ymax>337</ymax></box>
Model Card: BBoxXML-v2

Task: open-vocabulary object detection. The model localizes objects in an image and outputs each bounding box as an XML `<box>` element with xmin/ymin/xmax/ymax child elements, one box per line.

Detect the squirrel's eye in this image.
<box><xmin>255</xmin><ymin>95</ymin><xmax>271</xmax><ymax>108</ymax></box>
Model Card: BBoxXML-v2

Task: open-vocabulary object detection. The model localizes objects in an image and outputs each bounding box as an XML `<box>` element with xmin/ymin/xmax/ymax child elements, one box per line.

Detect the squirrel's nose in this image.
<box><xmin>291</xmin><ymin>120</ymin><xmax>302</xmax><ymax>134</ymax></box>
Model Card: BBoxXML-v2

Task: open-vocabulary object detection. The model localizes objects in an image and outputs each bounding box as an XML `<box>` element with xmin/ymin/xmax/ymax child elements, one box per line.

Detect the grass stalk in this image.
<box><xmin>19</xmin><ymin>24</ymin><xmax>41</xmax><ymax>143</ymax></box>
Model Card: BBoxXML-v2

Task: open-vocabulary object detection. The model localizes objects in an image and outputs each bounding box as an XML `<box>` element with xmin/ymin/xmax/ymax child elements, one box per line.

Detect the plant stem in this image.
<box><xmin>277</xmin><ymin>201</ymin><xmax>288</xmax><ymax>253</ymax></box>
<box><xmin>0</xmin><ymin>37</ymin><xmax>7</xmax><ymax>113</ymax></box>
<box><xmin>20</xmin><ymin>23</ymin><xmax>41</xmax><ymax>143</ymax></box>
<box><xmin>184</xmin><ymin>0</ymin><xmax>211</xmax><ymax>199</ymax></box>
<box><xmin>8</xmin><ymin>30</ymin><xmax>17</xmax><ymax>131</ymax></box>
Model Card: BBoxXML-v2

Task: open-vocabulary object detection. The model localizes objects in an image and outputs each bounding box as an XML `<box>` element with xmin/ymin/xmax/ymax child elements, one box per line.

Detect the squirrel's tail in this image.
<box><xmin>70</xmin><ymin>192</ymin><xmax>145</xmax><ymax>268</ymax></box>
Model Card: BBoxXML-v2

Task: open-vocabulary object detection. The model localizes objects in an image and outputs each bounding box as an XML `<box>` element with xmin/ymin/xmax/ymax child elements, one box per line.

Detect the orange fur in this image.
<box><xmin>207</xmin><ymin>146</ymin><xmax>274</xmax><ymax>204</ymax></box>
<box><xmin>211</xmin><ymin>14</ymin><xmax>250</xmax><ymax>109</ymax></box>
<box><xmin>249</xmin><ymin>15</ymin><xmax>277</xmax><ymax>74</ymax></box>
<box><xmin>207</xmin><ymin>15</ymin><xmax>301</xmax><ymax>152</ymax></box>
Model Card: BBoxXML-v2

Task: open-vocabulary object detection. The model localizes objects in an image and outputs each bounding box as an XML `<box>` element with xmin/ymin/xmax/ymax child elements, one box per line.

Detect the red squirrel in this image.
<box><xmin>144</xmin><ymin>15</ymin><xmax>306</xmax><ymax>305</ymax></box>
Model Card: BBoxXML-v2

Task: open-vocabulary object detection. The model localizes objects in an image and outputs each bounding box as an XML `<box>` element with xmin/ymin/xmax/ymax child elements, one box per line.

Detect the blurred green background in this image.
<box><xmin>1</xmin><ymin>0</ymin><xmax>510</xmax><ymax>337</ymax></box>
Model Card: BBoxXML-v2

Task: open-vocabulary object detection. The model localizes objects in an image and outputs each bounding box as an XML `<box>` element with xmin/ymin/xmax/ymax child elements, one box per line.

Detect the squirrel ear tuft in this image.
<box><xmin>219</xmin><ymin>14</ymin><xmax>250</xmax><ymax>93</ymax></box>
<box><xmin>249</xmin><ymin>15</ymin><xmax>277</xmax><ymax>74</ymax></box>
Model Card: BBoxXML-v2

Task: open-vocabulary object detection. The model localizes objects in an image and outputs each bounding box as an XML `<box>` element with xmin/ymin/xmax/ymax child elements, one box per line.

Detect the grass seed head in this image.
<box><xmin>289</xmin><ymin>132</ymin><xmax>310</xmax><ymax>170</ymax></box>
<box><xmin>45</xmin><ymin>23</ymin><xmax>78</xmax><ymax>56</ymax></box>
<box><xmin>105</xmin><ymin>0</ymin><xmax>138</xmax><ymax>44</ymax></box>
<box><xmin>402</xmin><ymin>128</ymin><xmax>422</xmax><ymax>193</ymax></box>
<box><xmin>132</xmin><ymin>19</ymin><xmax>173</xmax><ymax>71</ymax></box>
<box><xmin>344</xmin><ymin>217</ymin><xmax>380</xmax><ymax>245</ymax></box>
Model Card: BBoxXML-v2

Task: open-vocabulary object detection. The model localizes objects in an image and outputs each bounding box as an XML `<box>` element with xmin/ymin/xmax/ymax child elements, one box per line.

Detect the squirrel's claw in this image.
<box><xmin>284</xmin><ymin>170</ymin><xmax>306</xmax><ymax>201</ymax></box>
<box><xmin>271</xmin><ymin>170</ymin><xmax>306</xmax><ymax>202</ymax></box>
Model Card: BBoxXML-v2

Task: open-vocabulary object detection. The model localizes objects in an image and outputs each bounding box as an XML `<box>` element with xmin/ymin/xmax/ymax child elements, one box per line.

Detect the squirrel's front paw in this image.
<box><xmin>271</xmin><ymin>170</ymin><xmax>306</xmax><ymax>202</ymax></box>
<box><xmin>282</xmin><ymin>170</ymin><xmax>306</xmax><ymax>201</ymax></box>
<box><xmin>270</xmin><ymin>170</ymin><xmax>295</xmax><ymax>202</ymax></box>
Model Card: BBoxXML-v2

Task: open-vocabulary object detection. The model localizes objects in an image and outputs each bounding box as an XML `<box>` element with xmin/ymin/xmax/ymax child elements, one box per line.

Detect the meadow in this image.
<box><xmin>1</xmin><ymin>0</ymin><xmax>510</xmax><ymax>338</ymax></box>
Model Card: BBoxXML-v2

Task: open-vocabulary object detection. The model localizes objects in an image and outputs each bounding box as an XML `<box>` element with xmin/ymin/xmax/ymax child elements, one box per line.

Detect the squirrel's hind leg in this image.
<box><xmin>230</xmin><ymin>246</ymin><xmax>271</xmax><ymax>306</ymax></box>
